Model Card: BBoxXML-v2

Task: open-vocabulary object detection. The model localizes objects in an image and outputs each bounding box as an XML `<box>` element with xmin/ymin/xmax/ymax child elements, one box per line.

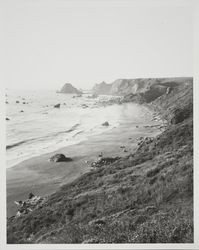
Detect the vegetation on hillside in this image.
<box><xmin>7</xmin><ymin>80</ymin><xmax>193</xmax><ymax>244</ymax></box>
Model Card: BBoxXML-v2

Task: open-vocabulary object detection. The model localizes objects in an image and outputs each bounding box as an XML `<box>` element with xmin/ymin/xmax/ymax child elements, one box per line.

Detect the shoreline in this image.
<box><xmin>6</xmin><ymin>105</ymin><xmax>163</xmax><ymax>218</ymax></box>
<box><xmin>6</xmin><ymin>92</ymin><xmax>122</xmax><ymax>169</ymax></box>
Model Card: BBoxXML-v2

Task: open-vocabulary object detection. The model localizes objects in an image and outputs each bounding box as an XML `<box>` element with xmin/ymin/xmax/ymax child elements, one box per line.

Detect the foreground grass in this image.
<box><xmin>7</xmin><ymin>81</ymin><xmax>193</xmax><ymax>244</ymax></box>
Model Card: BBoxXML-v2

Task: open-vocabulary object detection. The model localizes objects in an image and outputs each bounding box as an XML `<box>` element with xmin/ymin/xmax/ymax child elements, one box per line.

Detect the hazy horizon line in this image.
<box><xmin>5</xmin><ymin>76</ymin><xmax>193</xmax><ymax>92</ymax></box>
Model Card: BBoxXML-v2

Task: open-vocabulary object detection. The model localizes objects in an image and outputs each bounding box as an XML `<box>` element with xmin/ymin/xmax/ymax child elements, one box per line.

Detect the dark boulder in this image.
<box><xmin>6</xmin><ymin>117</ymin><xmax>10</xmax><ymax>121</ymax></box>
<box><xmin>20</xmin><ymin>110</ymin><xmax>24</xmax><ymax>113</ymax></box>
<box><xmin>49</xmin><ymin>154</ymin><xmax>72</xmax><ymax>163</ymax></box>
<box><xmin>29</xmin><ymin>192</ymin><xmax>35</xmax><ymax>199</ymax></box>
<box><xmin>16</xmin><ymin>101</ymin><xmax>20</xmax><ymax>103</ymax></box>
<box><xmin>102</xmin><ymin>121</ymin><xmax>109</xmax><ymax>126</ymax></box>
<box><xmin>98</xmin><ymin>152</ymin><xmax>103</xmax><ymax>157</ymax></box>
<box><xmin>54</xmin><ymin>103</ymin><xmax>60</xmax><ymax>108</ymax></box>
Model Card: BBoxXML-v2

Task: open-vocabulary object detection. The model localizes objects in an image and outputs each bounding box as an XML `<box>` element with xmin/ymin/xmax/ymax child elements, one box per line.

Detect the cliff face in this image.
<box><xmin>151</xmin><ymin>81</ymin><xmax>193</xmax><ymax>124</ymax></box>
<box><xmin>92</xmin><ymin>81</ymin><xmax>112</xmax><ymax>95</ymax></box>
<box><xmin>92</xmin><ymin>77</ymin><xmax>193</xmax><ymax>98</ymax></box>
<box><xmin>58</xmin><ymin>83</ymin><xmax>82</xmax><ymax>94</ymax></box>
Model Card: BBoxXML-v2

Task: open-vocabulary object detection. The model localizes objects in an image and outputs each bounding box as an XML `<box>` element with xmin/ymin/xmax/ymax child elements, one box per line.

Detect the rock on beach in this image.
<box><xmin>49</xmin><ymin>154</ymin><xmax>73</xmax><ymax>163</ymax></box>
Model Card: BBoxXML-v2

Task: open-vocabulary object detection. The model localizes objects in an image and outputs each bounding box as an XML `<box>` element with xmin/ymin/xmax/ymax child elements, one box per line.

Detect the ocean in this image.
<box><xmin>6</xmin><ymin>89</ymin><xmax>155</xmax><ymax>168</ymax></box>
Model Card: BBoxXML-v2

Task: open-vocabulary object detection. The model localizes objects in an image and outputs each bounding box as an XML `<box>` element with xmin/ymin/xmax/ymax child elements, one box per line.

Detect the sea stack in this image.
<box><xmin>58</xmin><ymin>83</ymin><xmax>82</xmax><ymax>94</ymax></box>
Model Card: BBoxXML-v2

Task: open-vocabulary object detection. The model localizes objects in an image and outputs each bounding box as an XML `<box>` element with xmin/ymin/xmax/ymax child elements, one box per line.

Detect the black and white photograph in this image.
<box><xmin>1</xmin><ymin>0</ymin><xmax>198</xmax><ymax>248</ymax></box>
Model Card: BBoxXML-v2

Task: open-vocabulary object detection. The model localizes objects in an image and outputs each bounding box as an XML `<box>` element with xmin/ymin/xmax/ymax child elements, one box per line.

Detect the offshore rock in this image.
<box><xmin>54</xmin><ymin>103</ymin><xmax>60</xmax><ymax>108</ymax></box>
<box><xmin>102</xmin><ymin>121</ymin><xmax>109</xmax><ymax>126</ymax></box>
<box><xmin>58</xmin><ymin>83</ymin><xmax>82</xmax><ymax>94</ymax></box>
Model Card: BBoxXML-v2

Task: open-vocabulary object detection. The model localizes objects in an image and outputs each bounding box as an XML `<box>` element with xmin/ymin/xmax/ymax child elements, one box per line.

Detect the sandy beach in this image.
<box><xmin>6</xmin><ymin>110</ymin><xmax>163</xmax><ymax>218</ymax></box>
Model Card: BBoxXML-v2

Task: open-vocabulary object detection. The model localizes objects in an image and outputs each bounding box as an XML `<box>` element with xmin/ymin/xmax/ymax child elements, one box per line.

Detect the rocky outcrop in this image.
<box><xmin>92</xmin><ymin>81</ymin><xmax>112</xmax><ymax>95</ymax></box>
<box><xmin>102</xmin><ymin>121</ymin><xmax>109</xmax><ymax>126</ymax></box>
<box><xmin>49</xmin><ymin>154</ymin><xmax>72</xmax><ymax>163</ymax></box>
<box><xmin>92</xmin><ymin>77</ymin><xmax>193</xmax><ymax>98</ymax></box>
<box><xmin>54</xmin><ymin>103</ymin><xmax>60</xmax><ymax>108</ymax></box>
<box><xmin>151</xmin><ymin>80</ymin><xmax>193</xmax><ymax>125</ymax></box>
<box><xmin>58</xmin><ymin>83</ymin><xmax>82</xmax><ymax>94</ymax></box>
<box><xmin>91</xmin><ymin>156</ymin><xmax>120</xmax><ymax>168</ymax></box>
<box><xmin>14</xmin><ymin>193</ymin><xmax>46</xmax><ymax>217</ymax></box>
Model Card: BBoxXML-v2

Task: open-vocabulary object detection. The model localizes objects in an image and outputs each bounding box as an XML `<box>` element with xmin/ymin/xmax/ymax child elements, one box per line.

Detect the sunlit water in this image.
<box><xmin>6</xmin><ymin>89</ymin><xmax>154</xmax><ymax>168</ymax></box>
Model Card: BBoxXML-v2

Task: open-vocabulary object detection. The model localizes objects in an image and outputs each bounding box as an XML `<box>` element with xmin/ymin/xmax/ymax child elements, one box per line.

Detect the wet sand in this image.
<box><xmin>7</xmin><ymin>112</ymin><xmax>162</xmax><ymax>218</ymax></box>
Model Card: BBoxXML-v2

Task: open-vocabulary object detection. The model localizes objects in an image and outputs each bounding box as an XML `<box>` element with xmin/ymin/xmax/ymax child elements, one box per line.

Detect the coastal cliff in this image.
<box><xmin>58</xmin><ymin>83</ymin><xmax>82</xmax><ymax>94</ymax></box>
<box><xmin>92</xmin><ymin>77</ymin><xmax>192</xmax><ymax>98</ymax></box>
<box><xmin>7</xmin><ymin>78</ymin><xmax>193</xmax><ymax>243</ymax></box>
<box><xmin>92</xmin><ymin>81</ymin><xmax>112</xmax><ymax>95</ymax></box>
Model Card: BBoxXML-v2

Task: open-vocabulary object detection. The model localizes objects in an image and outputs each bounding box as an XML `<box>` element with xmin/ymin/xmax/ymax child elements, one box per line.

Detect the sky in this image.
<box><xmin>2</xmin><ymin>0</ymin><xmax>193</xmax><ymax>90</ymax></box>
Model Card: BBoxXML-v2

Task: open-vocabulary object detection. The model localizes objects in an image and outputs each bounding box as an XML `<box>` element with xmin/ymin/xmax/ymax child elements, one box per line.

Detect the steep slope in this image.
<box><xmin>7</xmin><ymin>79</ymin><xmax>193</xmax><ymax>244</ymax></box>
<box><xmin>151</xmin><ymin>82</ymin><xmax>193</xmax><ymax>124</ymax></box>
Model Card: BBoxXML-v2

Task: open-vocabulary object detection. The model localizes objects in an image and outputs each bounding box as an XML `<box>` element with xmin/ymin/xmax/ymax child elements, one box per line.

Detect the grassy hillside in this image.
<box><xmin>7</xmin><ymin>80</ymin><xmax>193</xmax><ymax>244</ymax></box>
